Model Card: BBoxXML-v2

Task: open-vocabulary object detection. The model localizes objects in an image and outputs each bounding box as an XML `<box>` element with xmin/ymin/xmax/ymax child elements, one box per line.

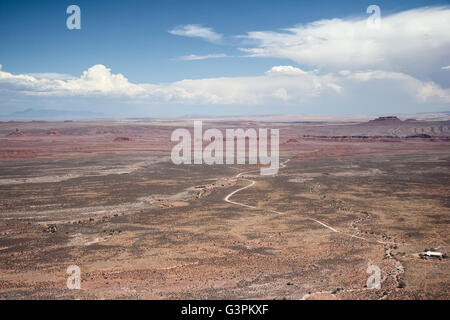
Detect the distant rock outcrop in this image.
<box><xmin>7</xmin><ymin>128</ymin><xmax>25</xmax><ymax>137</ymax></box>
<box><xmin>367</xmin><ymin>116</ymin><xmax>402</xmax><ymax>124</ymax></box>
<box><xmin>406</xmin><ymin>134</ymin><xmax>432</xmax><ymax>139</ymax></box>
<box><xmin>114</xmin><ymin>137</ymin><xmax>131</xmax><ymax>142</ymax></box>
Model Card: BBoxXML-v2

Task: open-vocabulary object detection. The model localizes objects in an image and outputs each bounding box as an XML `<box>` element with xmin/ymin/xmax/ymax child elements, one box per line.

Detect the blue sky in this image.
<box><xmin>0</xmin><ymin>0</ymin><xmax>449</xmax><ymax>118</ymax></box>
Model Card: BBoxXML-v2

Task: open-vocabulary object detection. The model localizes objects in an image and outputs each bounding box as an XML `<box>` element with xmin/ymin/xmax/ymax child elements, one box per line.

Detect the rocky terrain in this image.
<box><xmin>0</xmin><ymin>118</ymin><xmax>448</xmax><ymax>299</ymax></box>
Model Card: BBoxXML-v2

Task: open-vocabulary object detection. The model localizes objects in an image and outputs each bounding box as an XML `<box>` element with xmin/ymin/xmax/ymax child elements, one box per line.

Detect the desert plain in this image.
<box><xmin>0</xmin><ymin>116</ymin><xmax>449</xmax><ymax>299</ymax></box>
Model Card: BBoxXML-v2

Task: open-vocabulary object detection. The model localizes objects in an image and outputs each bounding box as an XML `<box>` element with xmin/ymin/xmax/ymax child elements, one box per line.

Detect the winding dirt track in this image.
<box><xmin>224</xmin><ymin>159</ymin><xmax>391</xmax><ymax>245</ymax></box>
<box><xmin>223</xmin><ymin>158</ymin><xmax>406</xmax><ymax>298</ymax></box>
<box><xmin>224</xmin><ymin>159</ymin><xmax>410</xmax><ymax>300</ymax></box>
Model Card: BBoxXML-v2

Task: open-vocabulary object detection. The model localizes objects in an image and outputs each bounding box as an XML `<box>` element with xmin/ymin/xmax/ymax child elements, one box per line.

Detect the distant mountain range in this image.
<box><xmin>1</xmin><ymin>108</ymin><xmax>107</xmax><ymax>120</ymax></box>
<box><xmin>1</xmin><ymin>108</ymin><xmax>449</xmax><ymax>122</ymax></box>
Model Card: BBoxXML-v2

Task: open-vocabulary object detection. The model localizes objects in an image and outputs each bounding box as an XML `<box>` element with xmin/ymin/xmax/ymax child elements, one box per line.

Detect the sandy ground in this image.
<box><xmin>0</xmin><ymin>119</ymin><xmax>449</xmax><ymax>299</ymax></box>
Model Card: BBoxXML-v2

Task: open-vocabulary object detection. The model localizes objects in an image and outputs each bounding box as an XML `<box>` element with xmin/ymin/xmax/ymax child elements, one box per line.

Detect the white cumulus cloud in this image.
<box><xmin>0</xmin><ymin>64</ymin><xmax>145</xmax><ymax>96</ymax></box>
<box><xmin>266</xmin><ymin>65</ymin><xmax>308</xmax><ymax>76</ymax></box>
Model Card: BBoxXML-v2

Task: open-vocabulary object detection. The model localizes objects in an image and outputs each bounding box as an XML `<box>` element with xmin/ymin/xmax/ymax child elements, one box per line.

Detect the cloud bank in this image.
<box><xmin>239</xmin><ymin>7</ymin><xmax>450</xmax><ymax>80</ymax></box>
<box><xmin>1</xmin><ymin>64</ymin><xmax>448</xmax><ymax>110</ymax></box>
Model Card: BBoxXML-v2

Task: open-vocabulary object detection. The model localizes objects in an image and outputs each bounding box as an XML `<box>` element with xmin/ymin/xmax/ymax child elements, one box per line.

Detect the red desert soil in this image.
<box><xmin>0</xmin><ymin>118</ymin><xmax>448</xmax><ymax>299</ymax></box>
